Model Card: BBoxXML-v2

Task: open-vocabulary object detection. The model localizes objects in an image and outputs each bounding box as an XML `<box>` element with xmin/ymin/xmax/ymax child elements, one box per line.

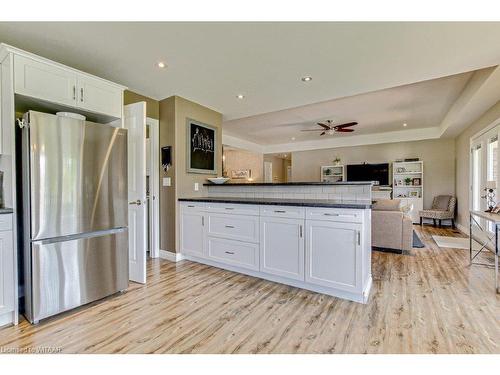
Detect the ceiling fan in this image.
<box><xmin>301</xmin><ymin>120</ymin><xmax>358</xmax><ymax>136</ymax></box>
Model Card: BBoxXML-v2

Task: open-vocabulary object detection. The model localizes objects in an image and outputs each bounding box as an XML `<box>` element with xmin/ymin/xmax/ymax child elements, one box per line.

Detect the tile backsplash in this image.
<box><xmin>207</xmin><ymin>184</ymin><xmax>371</xmax><ymax>201</ymax></box>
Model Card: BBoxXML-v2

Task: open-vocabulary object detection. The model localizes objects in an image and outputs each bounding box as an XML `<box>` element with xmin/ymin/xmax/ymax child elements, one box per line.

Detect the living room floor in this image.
<box><xmin>0</xmin><ymin>226</ymin><xmax>498</xmax><ymax>354</ymax></box>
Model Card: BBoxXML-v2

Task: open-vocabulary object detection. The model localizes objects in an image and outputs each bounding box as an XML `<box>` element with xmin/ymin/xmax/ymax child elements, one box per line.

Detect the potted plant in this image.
<box><xmin>404</xmin><ymin>177</ymin><xmax>412</xmax><ymax>186</ymax></box>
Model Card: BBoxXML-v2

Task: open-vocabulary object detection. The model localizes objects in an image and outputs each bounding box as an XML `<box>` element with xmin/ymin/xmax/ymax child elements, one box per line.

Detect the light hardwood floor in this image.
<box><xmin>0</xmin><ymin>225</ymin><xmax>499</xmax><ymax>354</ymax></box>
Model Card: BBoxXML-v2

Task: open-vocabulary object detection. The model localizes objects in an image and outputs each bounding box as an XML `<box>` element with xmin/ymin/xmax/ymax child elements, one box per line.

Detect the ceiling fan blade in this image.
<box><xmin>320</xmin><ymin>131</ymin><xmax>326</xmax><ymax>136</ymax></box>
<box><xmin>336</xmin><ymin>128</ymin><xmax>354</xmax><ymax>132</ymax></box>
<box><xmin>335</xmin><ymin>122</ymin><xmax>358</xmax><ymax>129</ymax></box>
<box><xmin>317</xmin><ymin>122</ymin><xmax>331</xmax><ymax>130</ymax></box>
<box><xmin>301</xmin><ymin>129</ymin><xmax>325</xmax><ymax>132</ymax></box>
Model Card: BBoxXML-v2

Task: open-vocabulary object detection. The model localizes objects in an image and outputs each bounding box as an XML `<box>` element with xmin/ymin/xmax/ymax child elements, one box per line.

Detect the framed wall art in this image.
<box><xmin>186</xmin><ymin>118</ymin><xmax>217</xmax><ymax>174</ymax></box>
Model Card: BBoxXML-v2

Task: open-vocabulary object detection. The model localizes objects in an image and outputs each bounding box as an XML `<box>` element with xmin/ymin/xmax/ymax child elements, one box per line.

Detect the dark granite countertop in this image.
<box><xmin>0</xmin><ymin>208</ymin><xmax>13</xmax><ymax>214</ymax></box>
<box><xmin>204</xmin><ymin>181</ymin><xmax>374</xmax><ymax>186</ymax></box>
<box><xmin>179</xmin><ymin>197</ymin><xmax>372</xmax><ymax>209</ymax></box>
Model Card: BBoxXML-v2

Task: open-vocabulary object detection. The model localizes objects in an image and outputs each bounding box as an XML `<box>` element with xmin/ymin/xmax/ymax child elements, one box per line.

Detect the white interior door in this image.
<box><xmin>264</xmin><ymin>161</ymin><xmax>273</xmax><ymax>183</ymax></box>
<box><xmin>125</xmin><ymin>102</ymin><xmax>147</xmax><ymax>284</ymax></box>
<box><xmin>147</xmin><ymin>118</ymin><xmax>160</xmax><ymax>258</ymax></box>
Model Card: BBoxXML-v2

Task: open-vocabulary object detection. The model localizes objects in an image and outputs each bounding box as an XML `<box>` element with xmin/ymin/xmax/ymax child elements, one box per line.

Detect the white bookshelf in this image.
<box><xmin>321</xmin><ymin>165</ymin><xmax>344</xmax><ymax>182</ymax></box>
<box><xmin>392</xmin><ymin>161</ymin><xmax>424</xmax><ymax>223</ymax></box>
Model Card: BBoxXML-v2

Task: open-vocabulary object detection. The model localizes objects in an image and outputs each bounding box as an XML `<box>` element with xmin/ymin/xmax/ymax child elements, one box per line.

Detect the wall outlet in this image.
<box><xmin>163</xmin><ymin>177</ymin><xmax>171</xmax><ymax>187</ymax></box>
<box><xmin>194</xmin><ymin>182</ymin><xmax>199</xmax><ymax>191</ymax></box>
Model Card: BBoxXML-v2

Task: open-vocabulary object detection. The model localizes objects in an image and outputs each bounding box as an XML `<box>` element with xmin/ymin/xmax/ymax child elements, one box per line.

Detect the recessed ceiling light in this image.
<box><xmin>301</xmin><ymin>76</ymin><xmax>312</xmax><ymax>82</ymax></box>
<box><xmin>236</xmin><ymin>94</ymin><xmax>245</xmax><ymax>99</ymax></box>
<box><xmin>291</xmin><ymin>137</ymin><xmax>296</xmax><ymax>141</ymax></box>
<box><xmin>157</xmin><ymin>62</ymin><xmax>166</xmax><ymax>68</ymax></box>
<box><xmin>403</xmin><ymin>123</ymin><xmax>408</xmax><ymax>127</ymax></box>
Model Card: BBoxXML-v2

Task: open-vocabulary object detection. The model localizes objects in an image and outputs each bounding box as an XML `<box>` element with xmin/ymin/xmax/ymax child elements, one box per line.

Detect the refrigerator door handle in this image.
<box><xmin>32</xmin><ymin>227</ymin><xmax>128</xmax><ymax>245</ymax></box>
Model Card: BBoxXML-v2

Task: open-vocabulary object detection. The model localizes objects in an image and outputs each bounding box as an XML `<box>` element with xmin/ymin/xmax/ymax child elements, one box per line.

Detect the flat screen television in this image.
<box><xmin>346</xmin><ymin>163</ymin><xmax>390</xmax><ymax>186</ymax></box>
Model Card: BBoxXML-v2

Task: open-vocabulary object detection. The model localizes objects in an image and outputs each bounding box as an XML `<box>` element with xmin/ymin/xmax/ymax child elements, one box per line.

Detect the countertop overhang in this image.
<box><xmin>203</xmin><ymin>181</ymin><xmax>374</xmax><ymax>186</ymax></box>
<box><xmin>178</xmin><ymin>197</ymin><xmax>372</xmax><ymax>209</ymax></box>
<box><xmin>0</xmin><ymin>208</ymin><xmax>13</xmax><ymax>214</ymax></box>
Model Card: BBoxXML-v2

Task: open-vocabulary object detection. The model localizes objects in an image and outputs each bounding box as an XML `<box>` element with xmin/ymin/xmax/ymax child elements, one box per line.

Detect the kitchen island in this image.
<box><xmin>178</xmin><ymin>182</ymin><xmax>373</xmax><ymax>303</ymax></box>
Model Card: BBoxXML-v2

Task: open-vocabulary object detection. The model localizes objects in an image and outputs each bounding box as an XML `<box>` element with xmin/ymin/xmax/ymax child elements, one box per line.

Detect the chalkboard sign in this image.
<box><xmin>187</xmin><ymin>118</ymin><xmax>217</xmax><ymax>174</ymax></box>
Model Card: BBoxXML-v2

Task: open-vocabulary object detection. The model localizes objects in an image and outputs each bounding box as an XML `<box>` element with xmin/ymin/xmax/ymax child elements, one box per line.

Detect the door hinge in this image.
<box><xmin>17</xmin><ymin>118</ymin><xmax>28</xmax><ymax>129</ymax></box>
<box><xmin>299</xmin><ymin>225</ymin><xmax>303</xmax><ymax>238</ymax></box>
<box><xmin>202</xmin><ymin>216</ymin><xmax>205</xmax><ymax>226</ymax></box>
<box><xmin>357</xmin><ymin>231</ymin><xmax>361</xmax><ymax>245</ymax></box>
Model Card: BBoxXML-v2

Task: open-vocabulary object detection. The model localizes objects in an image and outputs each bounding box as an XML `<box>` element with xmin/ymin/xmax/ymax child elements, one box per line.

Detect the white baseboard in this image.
<box><xmin>456</xmin><ymin>223</ymin><xmax>468</xmax><ymax>235</ymax></box>
<box><xmin>159</xmin><ymin>250</ymin><xmax>184</xmax><ymax>262</ymax></box>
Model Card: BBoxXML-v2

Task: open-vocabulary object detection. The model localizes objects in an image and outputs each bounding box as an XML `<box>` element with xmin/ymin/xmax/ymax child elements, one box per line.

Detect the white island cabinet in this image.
<box><xmin>179</xmin><ymin>200</ymin><xmax>372</xmax><ymax>303</ymax></box>
<box><xmin>260</xmin><ymin>213</ymin><xmax>305</xmax><ymax>281</ymax></box>
<box><xmin>305</xmin><ymin>220</ymin><xmax>361</xmax><ymax>292</ymax></box>
<box><xmin>179</xmin><ymin>203</ymin><xmax>206</xmax><ymax>257</ymax></box>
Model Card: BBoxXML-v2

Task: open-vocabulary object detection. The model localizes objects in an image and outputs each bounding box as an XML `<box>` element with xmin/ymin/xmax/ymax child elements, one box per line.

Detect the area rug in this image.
<box><xmin>413</xmin><ymin>231</ymin><xmax>425</xmax><ymax>248</ymax></box>
<box><xmin>432</xmin><ymin>235</ymin><xmax>482</xmax><ymax>250</ymax></box>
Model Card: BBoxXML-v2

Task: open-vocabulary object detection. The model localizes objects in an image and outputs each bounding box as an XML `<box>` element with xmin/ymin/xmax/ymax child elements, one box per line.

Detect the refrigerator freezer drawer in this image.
<box><xmin>29</xmin><ymin>229</ymin><xmax>128</xmax><ymax>323</ymax></box>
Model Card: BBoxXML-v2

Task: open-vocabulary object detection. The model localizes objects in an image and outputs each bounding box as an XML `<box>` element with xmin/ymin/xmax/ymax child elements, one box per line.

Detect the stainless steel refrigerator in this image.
<box><xmin>21</xmin><ymin>111</ymin><xmax>129</xmax><ymax>324</ymax></box>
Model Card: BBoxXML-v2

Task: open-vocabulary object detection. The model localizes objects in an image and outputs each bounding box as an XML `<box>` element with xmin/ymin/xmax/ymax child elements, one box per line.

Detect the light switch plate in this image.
<box><xmin>163</xmin><ymin>177</ymin><xmax>171</xmax><ymax>187</ymax></box>
<box><xmin>194</xmin><ymin>182</ymin><xmax>199</xmax><ymax>191</ymax></box>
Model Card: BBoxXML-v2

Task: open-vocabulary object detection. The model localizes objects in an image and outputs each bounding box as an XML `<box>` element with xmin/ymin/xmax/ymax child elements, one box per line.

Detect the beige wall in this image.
<box><xmin>263</xmin><ymin>155</ymin><xmax>286</xmax><ymax>183</ymax></box>
<box><xmin>158</xmin><ymin>95</ymin><xmax>223</xmax><ymax>252</ymax></box>
<box><xmin>159</xmin><ymin>96</ymin><xmax>176</xmax><ymax>252</ymax></box>
<box><xmin>455</xmin><ymin>101</ymin><xmax>500</xmax><ymax>228</ymax></box>
<box><xmin>124</xmin><ymin>90</ymin><xmax>160</xmax><ymax>119</ymax></box>
<box><xmin>225</xmin><ymin>149</ymin><xmax>263</xmax><ymax>182</ymax></box>
<box><xmin>292</xmin><ymin>138</ymin><xmax>456</xmax><ymax>209</ymax></box>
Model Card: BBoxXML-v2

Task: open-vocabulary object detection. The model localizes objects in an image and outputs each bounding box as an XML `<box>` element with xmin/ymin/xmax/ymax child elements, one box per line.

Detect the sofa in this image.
<box><xmin>372</xmin><ymin>199</ymin><xmax>413</xmax><ymax>252</ymax></box>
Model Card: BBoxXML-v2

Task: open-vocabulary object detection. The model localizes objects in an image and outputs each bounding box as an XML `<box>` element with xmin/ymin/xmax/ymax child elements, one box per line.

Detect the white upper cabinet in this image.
<box><xmin>12</xmin><ymin>52</ymin><xmax>125</xmax><ymax>118</ymax></box>
<box><xmin>14</xmin><ymin>54</ymin><xmax>77</xmax><ymax>107</ymax></box>
<box><xmin>77</xmin><ymin>75</ymin><xmax>122</xmax><ymax>118</ymax></box>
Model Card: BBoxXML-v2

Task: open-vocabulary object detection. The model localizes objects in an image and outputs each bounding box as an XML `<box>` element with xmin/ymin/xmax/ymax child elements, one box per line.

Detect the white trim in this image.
<box><xmin>456</xmin><ymin>223</ymin><xmax>469</xmax><ymax>236</ymax></box>
<box><xmin>222</xmin><ymin>133</ymin><xmax>265</xmax><ymax>153</ymax></box>
<box><xmin>265</xmin><ymin>126</ymin><xmax>441</xmax><ymax>153</ymax></box>
<box><xmin>147</xmin><ymin>117</ymin><xmax>160</xmax><ymax>259</ymax></box>
<box><xmin>159</xmin><ymin>250</ymin><xmax>184</xmax><ymax>262</ymax></box>
<box><xmin>0</xmin><ymin>312</ymin><xmax>14</xmax><ymax>328</ymax></box>
<box><xmin>183</xmin><ymin>254</ymin><xmax>371</xmax><ymax>304</ymax></box>
<box><xmin>470</xmin><ymin>119</ymin><xmax>500</xmax><ymax>142</ymax></box>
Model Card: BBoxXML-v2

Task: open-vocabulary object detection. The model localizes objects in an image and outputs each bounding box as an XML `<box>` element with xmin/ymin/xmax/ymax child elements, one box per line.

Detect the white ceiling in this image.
<box><xmin>0</xmin><ymin>22</ymin><xmax>500</xmax><ymax>122</ymax></box>
<box><xmin>223</xmin><ymin>71</ymin><xmax>475</xmax><ymax>144</ymax></box>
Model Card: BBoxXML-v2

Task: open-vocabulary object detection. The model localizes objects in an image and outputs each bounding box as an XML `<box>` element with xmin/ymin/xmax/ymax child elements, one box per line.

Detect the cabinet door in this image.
<box><xmin>14</xmin><ymin>55</ymin><xmax>77</xmax><ymax>107</ymax></box>
<box><xmin>77</xmin><ymin>75</ymin><xmax>122</xmax><ymax>118</ymax></box>
<box><xmin>260</xmin><ymin>217</ymin><xmax>305</xmax><ymax>281</ymax></box>
<box><xmin>305</xmin><ymin>220</ymin><xmax>361</xmax><ymax>292</ymax></box>
<box><xmin>180</xmin><ymin>210</ymin><xmax>205</xmax><ymax>257</ymax></box>
<box><xmin>0</xmin><ymin>231</ymin><xmax>14</xmax><ymax>315</ymax></box>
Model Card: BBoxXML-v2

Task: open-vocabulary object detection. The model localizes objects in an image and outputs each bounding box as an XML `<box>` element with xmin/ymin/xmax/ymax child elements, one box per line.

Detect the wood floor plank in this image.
<box><xmin>0</xmin><ymin>225</ymin><xmax>498</xmax><ymax>353</ymax></box>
